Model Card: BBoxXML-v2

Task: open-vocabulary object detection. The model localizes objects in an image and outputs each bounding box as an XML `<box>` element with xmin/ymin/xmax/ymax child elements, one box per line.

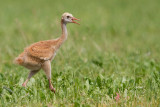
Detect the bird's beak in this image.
<box><xmin>72</xmin><ymin>17</ymin><xmax>80</xmax><ymax>25</ymax></box>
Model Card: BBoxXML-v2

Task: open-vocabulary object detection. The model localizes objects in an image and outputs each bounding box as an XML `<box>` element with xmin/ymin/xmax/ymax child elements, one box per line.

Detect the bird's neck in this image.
<box><xmin>52</xmin><ymin>19</ymin><xmax>68</xmax><ymax>50</ymax></box>
<box><xmin>59</xmin><ymin>19</ymin><xmax>68</xmax><ymax>43</ymax></box>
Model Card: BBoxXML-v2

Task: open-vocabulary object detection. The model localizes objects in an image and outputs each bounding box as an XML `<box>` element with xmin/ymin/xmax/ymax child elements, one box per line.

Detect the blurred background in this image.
<box><xmin>0</xmin><ymin>0</ymin><xmax>160</xmax><ymax>106</ymax></box>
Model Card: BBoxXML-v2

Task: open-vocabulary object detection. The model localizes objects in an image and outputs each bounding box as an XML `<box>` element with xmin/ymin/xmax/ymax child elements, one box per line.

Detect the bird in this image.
<box><xmin>14</xmin><ymin>12</ymin><xmax>80</xmax><ymax>92</ymax></box>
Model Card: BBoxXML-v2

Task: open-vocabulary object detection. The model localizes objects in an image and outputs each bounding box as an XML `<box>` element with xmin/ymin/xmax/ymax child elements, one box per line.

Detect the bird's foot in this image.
<box><xmin>22</xmin><ymin>79</ymin><xmax>28</xmax><ymax>87</ymax></box>
<box><xmin>51</xmin><ymin>88</ymin><xmax>56</xmax><ymax>93</ymax></box>
<box><xmin>22</xmin><ymin>83</ymin><xmax>27</xmax><ymax>87</ymax></box>
<box><xmin>50</xmin><ymin>85</ymin><xmax>55</xmax><ymax>93</ymax></box>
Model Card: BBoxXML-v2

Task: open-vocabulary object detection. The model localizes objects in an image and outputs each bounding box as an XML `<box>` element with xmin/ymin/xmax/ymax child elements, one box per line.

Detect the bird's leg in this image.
<box><xmin>42</xmin><ymin>61</ymin><xmax>55</xmax><ymax>93</ymax></box>
<box><xmin>22</xmin><ymin>70</ymin><xmax>39</xmax><ymax>87</ymax></box>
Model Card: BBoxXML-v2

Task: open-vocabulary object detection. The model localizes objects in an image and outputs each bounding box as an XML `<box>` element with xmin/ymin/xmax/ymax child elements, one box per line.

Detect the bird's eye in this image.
<box><xmin>67</xmin><ymin>16</ymin><xmax>70</xmax><ymax>19</ymax></box>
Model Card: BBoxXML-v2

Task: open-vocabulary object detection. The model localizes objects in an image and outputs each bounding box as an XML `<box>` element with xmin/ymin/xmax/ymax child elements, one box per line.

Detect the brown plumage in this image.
<box><xmin>14</xmin><ymin>12</ymin><xmax>80</xmax><ymax>92</ymax></box>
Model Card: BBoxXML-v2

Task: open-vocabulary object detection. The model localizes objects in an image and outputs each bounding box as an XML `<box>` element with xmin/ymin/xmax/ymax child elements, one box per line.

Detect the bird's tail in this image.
<box><xmin>13</xmin><ymin>57</ymin><xmax>24</xmax><ymax>65</ymax></box>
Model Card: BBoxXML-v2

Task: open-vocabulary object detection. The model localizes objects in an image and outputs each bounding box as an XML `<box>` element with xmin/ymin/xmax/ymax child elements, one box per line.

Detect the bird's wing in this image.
<box><xmin>26</xmin><ymin>40</ymin><xmax>57</xmax><ymax>60</ymax></box>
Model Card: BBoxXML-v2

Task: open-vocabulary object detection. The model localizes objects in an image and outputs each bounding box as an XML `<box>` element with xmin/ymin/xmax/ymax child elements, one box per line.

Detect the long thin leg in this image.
<box><xmin>22</xmin><ymin>70</ymin><xmax>39</xmax><ymax>87</ymax></box>
<box><xmin>42</xmin><ymin>60</ymin><xmax>55</xmax><ymax>93</ymax></box>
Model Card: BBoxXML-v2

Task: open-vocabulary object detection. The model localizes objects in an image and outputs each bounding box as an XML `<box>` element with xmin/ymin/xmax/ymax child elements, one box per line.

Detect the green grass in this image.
<box><xmin>0</xmin><ymin>0</ymin><xmax>160</xmax><ymax>106</ymax></box>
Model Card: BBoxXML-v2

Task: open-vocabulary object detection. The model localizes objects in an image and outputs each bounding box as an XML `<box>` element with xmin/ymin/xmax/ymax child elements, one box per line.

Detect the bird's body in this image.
<box><xmin>14</xmin><ymin>12</ymin><xmax>80</xmax><ymax>92</ymax></box>
<box><xmin>15</xmin><ymin>39</ymin><xmax>61</xmax><ymax>70</ymax></box>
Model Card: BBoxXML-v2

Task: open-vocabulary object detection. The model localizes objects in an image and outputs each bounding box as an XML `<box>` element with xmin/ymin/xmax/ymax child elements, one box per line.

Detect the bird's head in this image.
<box><xmin>61</xmin><ymin>12</ymin><xmax>80</xmax><ymax>25</ymax></box>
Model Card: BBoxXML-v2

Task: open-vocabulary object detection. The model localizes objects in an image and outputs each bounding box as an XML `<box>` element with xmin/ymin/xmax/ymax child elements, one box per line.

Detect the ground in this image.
<box><xmin>0</xmin><ymin>0</ymin><xmax>160</xmax><ymax>106</ymax></box>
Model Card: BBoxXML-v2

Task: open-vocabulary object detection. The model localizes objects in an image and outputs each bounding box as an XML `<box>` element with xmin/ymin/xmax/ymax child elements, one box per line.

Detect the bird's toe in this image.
<box><xmin>50</xmin><ymin>86</ymin><xmax>55</xmax><ymax>93</ymax></box>
<box><xmin>22</xmin><ymin>83</ymin><xmax>26</xmax><ymax>87</ymax></box>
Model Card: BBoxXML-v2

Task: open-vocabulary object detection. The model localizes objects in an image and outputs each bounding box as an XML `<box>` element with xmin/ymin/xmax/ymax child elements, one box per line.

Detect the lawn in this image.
<box><xmin>0</xmin><ymin>0</ymin><xmax>160</xmax><ymax>106</ymax></box>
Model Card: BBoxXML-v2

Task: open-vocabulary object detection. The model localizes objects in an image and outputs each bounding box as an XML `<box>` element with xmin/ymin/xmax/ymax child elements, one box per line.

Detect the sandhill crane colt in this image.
<box><xmin>14</xmin><ymin>12</ymin><xmax>80</xmax><ymax>92</ymax></box>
